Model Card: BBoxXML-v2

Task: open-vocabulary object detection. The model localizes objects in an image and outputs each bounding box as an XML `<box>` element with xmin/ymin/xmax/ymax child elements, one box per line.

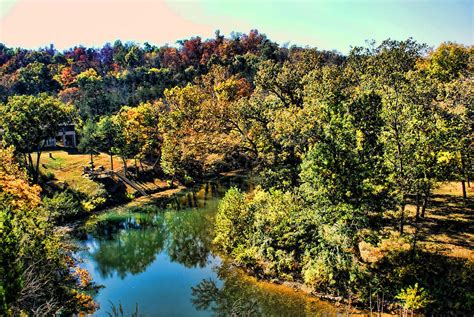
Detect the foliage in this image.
<box><xmin>0</xmin><ymin>34</ymin><xmax>472</xmax><ymax>315</ymax></box>
<box><xmin>213</xmin><ymin>187</ymin><xmax>250</xmax><ymax>254</ymax></box>
<box><xmin>396</xmin><ymin>283</ymin><xmax>432</xmax><ymax>313</ymax></box>
<box><xmin>0</xmin><ymin>94</ymin><xmax>73</xmax><ymax>182</ymax></box>
<box><xmin>0</xmin><ymin>145</ymin><xmax>97</xmax><ymax>315</ymax></box>
<box><xmin>43</xmin><ymin>189</ymin><xmax>84</xmax><ymax>222</ymax></box>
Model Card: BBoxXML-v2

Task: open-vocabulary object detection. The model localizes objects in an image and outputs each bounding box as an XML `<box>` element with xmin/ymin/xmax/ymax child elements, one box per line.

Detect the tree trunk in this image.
<box><xmin>33</xmin><ymin>150</ymin><xmax>42</xmax><ymax>183</ymax></box>
<box><xmin>461</xmin><ymin>153</ymin><xmax>468</xmax><ymax>198</ymax></box>
<box><xmin>170</xmin><ymin>175</ymin><xmax>175</xmax><ymax>189</ymax></box>
<box><xmin>415</xmin><ymin>194</ymin><xmax>420</xmax><ymax>220</ymax></box>
<box><xmin>122</xmin><ymin>157</ymin><xmax>128</xmax><ymax>175</ymax></box>
<box><xmin>399</xmin><ymin>201</ymin><xmax>406</xmax><ymax>235</ymax></box>
<box><xmin>27</xmin><ymin>152</ymin><xmax>34</xmax><ymax>176</ymax></box>
<box><xmin>467</xmin><ymin>153</ymin><xmax>472</xmax><ymax>187</ymax></box>
<box><xmin>411</xmin><ymin>215</ymin><xmax>419</xmax><ymax>259</ymax></box>
<box><xmin>462</xmin><ymin>180</ymin><xmax>467</xmax><ymax>200</ymax></box>
<box><xmin>421</xmin><ymin>194</ymin><xmax>429</xmax><ymax>218</ymax></box>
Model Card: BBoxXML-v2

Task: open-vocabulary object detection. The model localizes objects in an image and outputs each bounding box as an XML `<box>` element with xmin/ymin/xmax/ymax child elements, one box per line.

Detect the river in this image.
<box><xmin>77</xmin><ymin>176</ymin><xmax>346</xmax><ymax>316</ymax></box>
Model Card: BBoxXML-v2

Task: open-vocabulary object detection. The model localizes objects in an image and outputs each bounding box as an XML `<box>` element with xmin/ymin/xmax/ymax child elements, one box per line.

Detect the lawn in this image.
<box><xmin>34</xmin><ymin>149</ymin><xmax>169</xmax><ymax>197</ymax></box>
<box><xmin>34</xmin><ymin>149</ymin><xmax>127</xmax><ymax>196</ymax></box>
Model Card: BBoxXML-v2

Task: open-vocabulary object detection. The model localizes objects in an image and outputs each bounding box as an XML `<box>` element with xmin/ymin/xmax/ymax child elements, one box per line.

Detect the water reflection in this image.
<box><xmin>83</xmin><ymin>203</ymin><xmax>216</xmax><ymax>279</ymax></box>
<box><xmin>90</xmin><ymin>224</ymin><xmax>166</xmax><ymax>278</ymax></box>
<box><xmin>164</xmin><ymin>209</ymin><xmax>214</xmax><ymax>268</ymax></box>
<box><xmin>78</xmin><ymin>178</ymin><xmax>342</xmax><ymax>316</ymax></box>
<box><xmin>191</xmin><ymin>263</ymin><xmax>339</xmax><ymax>317</ymax></box>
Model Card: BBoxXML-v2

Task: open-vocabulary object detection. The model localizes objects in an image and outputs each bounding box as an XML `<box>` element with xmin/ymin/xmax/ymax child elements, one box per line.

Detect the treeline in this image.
<box><xmin>0</xmin><ymin>30</ymin><xmax>341</xmax><ymax>118</ymax></box>
<box><xmin>0</xmin><ymin>31</ymin><xmax>473</xmax><ymax>314</ymax></box>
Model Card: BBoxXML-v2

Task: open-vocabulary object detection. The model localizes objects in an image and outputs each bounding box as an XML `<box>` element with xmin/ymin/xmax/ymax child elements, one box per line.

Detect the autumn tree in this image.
<box><xmin>0</xmin><ymin>145</ymin><xmax>96</xmax><ymax>315</ymax></box>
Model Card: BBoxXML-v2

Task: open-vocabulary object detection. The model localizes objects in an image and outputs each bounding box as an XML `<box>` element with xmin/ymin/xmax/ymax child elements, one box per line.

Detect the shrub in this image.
<box><xmin>396</xmin><ymin>283</ymin><xmax>432</xmax><ymax>315</ymax></box>
<box><xmin>81</xmin><ymin>184</ymin><xmax>108</xmax><ymax>212</ymax></box>
<box><xmin>213</xmin><ymin>187</ymin><xmax>251</xmax><ymax>253</ymax></box>
<box><xmin>43</xmin><ymin>190</ymin><xmax>83</xmax><ymax>222</ymax></box>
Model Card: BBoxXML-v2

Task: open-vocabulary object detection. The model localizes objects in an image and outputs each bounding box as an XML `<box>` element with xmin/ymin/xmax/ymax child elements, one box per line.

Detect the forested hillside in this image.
<box><xmin>0</xmin><ymin>31</ymin><xmax>472</xmax><ymax>315</ymax></box>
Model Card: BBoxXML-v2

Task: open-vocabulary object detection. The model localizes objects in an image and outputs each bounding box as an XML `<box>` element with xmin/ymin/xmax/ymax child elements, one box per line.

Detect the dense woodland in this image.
<box><xmin>0</xmin><ymin>30</ymin><xmax>473</xmax><ymax>315</ymax></box>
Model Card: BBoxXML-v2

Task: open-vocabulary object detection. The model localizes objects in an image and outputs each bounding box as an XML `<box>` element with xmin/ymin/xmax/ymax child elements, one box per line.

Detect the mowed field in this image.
<box><xmin>32</xmin><ymin>149</ymin><xmax>168</xmax><ymax>196</ymax></box>
<box><xmin>33</xmin><ymin>149</ymin><xmax>124</xmax><ymax>195</ymax></box>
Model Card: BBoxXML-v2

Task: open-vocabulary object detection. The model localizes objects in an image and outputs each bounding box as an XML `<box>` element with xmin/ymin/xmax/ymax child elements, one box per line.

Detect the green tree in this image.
<box><xmin>213</xmin><ymin>187</ymin><xmax>251</xmax><ymax>254</ymax></box>
<box><xmin>0</xmin><ymin>94</ymin><xmax>72</xmax><ymax>183</ymax></box>
<box><xmin>396</xmin><ymin>283</ymin><xmax>432</xmax><ymax>317</ymax></box>
<box><xmin>0</xmin><ymin>145</ymin><xmax>96</xmax><ymax>315</ymax></box>
<box><xmin>76</xmin><ymin>68</ymin><xmax>113</xmax><ymax>118</ymax></box>
<box><xmin>78</xmin><ymin>119</ymin><xmax>100</xmax><ymax>166</ymax></box>
<box><xmin>96</xmin><ymin>116</ymin><xmax>120</xmax><ymax>170</ymax></box>
<box><xmin>357</xmin><ymin>39</ymin><xmax>428</xmax><ymax>233</ymax></box>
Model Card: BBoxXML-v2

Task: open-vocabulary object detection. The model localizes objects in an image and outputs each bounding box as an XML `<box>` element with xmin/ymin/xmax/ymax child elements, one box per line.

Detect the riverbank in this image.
<box><xmin>74</xmin><ymin>178</ymin><xmax>359</xmax><ymax>316</ymax></box>
<box><xmin>71</xmin><ymin>174</ymin><xmax>374</xmax><ymax>315</ymax></box>
<box><xmin>67</xmin><ymin>172</ymin><xmax>473</xmax><ymax>315</ymax></box>
<box><xmin>212</xmin><ymin>181</ymin><xmax>474</xmax><ymax>315</ymax></box>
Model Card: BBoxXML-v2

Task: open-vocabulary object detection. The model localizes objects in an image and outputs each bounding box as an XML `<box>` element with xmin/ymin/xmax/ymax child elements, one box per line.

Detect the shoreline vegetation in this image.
<box><xmin>70</xmin><ymin>175</ymin><xmax>473</xmax><ymax>316</ymax></box>
<box><xmin>0</xmin><ymin>32</ymin><xmax>472</xmax><ymax>315</ymax></box>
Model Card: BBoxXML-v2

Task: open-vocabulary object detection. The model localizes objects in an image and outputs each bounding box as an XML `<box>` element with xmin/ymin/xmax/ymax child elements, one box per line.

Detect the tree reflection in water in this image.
<box><xmin>84</xmin><ymin>191</ymin><xmax>219</xmax><ymax>279</ymax></box>
<box><xmin>89</xmin><ymin>214</ymin><xmax>167</xmax><ymax>279</ymax></box>
<box><xmin>164</xmin><ymin>207</ymin><xmax>214</xmax><ymax>268</ymax></box>
<box><xmin>191</xmin><ymin>263</ymin><xmax>337</xmax><ymax>317</ymax></box>
<box><xmin>78</xmin><ymin>179</ymin><xmax>338</xmax><ymax>315</ymax></box>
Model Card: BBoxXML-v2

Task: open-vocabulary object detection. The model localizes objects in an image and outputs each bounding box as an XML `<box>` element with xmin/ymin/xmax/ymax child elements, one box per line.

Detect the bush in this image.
<box><xmin>81</xmin><ymin>184</ymin><xmax>108</xmax><ymax>212</ymax></box>
<box><xmin>215</xmin><ymin>187</ymin><xmax>371</xmax><ymax>300</ymax></box>
<box><xmin>213</xmin><ymin>187</ymin><xmax>251</xmax><ymax>253</ymax></box>
<box><xmin>396</xmin><ymin>283</ymin><xmax>432</xmax><ymax>315</ymax></box>
<box><xmin>43</xmin><ymin>190</ymin><xmax>83</xmax><ymax>222</ymax></box>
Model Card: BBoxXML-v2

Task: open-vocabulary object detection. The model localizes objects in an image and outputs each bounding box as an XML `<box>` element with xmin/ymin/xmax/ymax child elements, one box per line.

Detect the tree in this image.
<box><xmin>160</xmin><ymin>84</ymin><xmax>209</xmax><ymax>182</ymax></box>
<box><xmin>440</xmin><ymin>75</ymin><xmax>473</xmax><ymax>200</ymax></box>
<box><xmin>357</xmin><ymin>39</ymin><xmax>428</xmax><ymax>234</ymax></box>
<box><xmin>396</xmin><ymin>284</ymin><xmax>432</xmax><ymax>317</ymax></box>
<box><xmin>78</xmin><ymin>119</ymin><xmax>100</xmax><ymax>166</ymax></box>
<box><xmin>96</xmin><ymin>116</ymin><xmax>120</xmax><ymax>170</ymax></box>
<box><xmin>0</xmin><ymin>94</ymin><xmax>72</xmax><ymax>183</ymax></box>
<box><xmin>424</xmin><ymin>42</ymin><xmax>471</xmax><ymax>82</ymax></box>
<box><xmin>0</xmin><ymin>145</ymin><xmax>96</xmax><ymax>315</ymax></box>
<box><xmin>12</xmin><ymin>61</ymin><xmax>59</xmax><ymax>95</ymax></box>
<box><xmin>422</xmin><ymin>43</ymin><xmax>473</xmax><ymax>200</ymax></box>
<box><xmin>76</xmin><ymin>68</ymin><xmax>113</xmax><ymax>118</ymax></box>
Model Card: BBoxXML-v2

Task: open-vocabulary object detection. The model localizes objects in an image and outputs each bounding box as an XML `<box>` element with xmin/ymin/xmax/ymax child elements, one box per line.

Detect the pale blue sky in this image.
<box><xmin>1</xmin><ymin>0</ymin><xmax>472</xmax><ymax>53</ymax></box>
<box><xmin>167</xmin><ymin>0</ymin><xmax>473</xmax><ymax>52</ymax></box>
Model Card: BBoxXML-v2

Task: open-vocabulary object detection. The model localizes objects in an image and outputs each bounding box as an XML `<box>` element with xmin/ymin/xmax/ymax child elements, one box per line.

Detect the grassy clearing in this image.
<box><xmin>34</xmin><ymin>149</ymin><xmax>124</xmax><ymax>196</ymax></box>
<box><xmin>34</xmin><ymin>149</ymin><xmax>170</xmax><ymax>197</ymax></box>
<box><xmin>362</xmin><ymin>181</ymin><xmax>474</xmax><ymax>262</ymax></box>
<box><xmin>416</xmin><ymin>182</ymin><xmax>474</xmax><ymax>260</ymax></box>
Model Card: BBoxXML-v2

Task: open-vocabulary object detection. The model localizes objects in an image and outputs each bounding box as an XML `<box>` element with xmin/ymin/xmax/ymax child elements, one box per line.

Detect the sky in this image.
<box><xmin>0</xmin><ymin>0</ymin><xmax>472</xmax><ymax>53</ymax></box>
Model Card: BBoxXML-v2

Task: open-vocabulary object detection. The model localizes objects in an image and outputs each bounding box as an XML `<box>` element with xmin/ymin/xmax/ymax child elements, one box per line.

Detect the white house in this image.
<box><xmin>45</xmin><ymin>124</ymin><xmax>77</xmax><ymax>148</ymax></box>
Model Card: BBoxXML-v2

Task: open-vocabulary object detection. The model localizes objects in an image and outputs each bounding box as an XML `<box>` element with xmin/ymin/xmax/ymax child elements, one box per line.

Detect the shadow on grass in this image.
<box><xmin>374</xmin><ymin>250</ymin><xmax>474</xmax><ymax>315</ymax></box>
<box><xmin>430</xmin><ymin>192</ymin><xmax>473</xmax><ymax>210</ymax></box>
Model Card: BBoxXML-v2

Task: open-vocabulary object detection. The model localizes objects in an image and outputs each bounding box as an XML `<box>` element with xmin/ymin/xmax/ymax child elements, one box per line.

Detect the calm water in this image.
<box><xmin>77</xmin><ymin>177</ymin><xmax>343</xmax><ymax>316</ymax></box>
